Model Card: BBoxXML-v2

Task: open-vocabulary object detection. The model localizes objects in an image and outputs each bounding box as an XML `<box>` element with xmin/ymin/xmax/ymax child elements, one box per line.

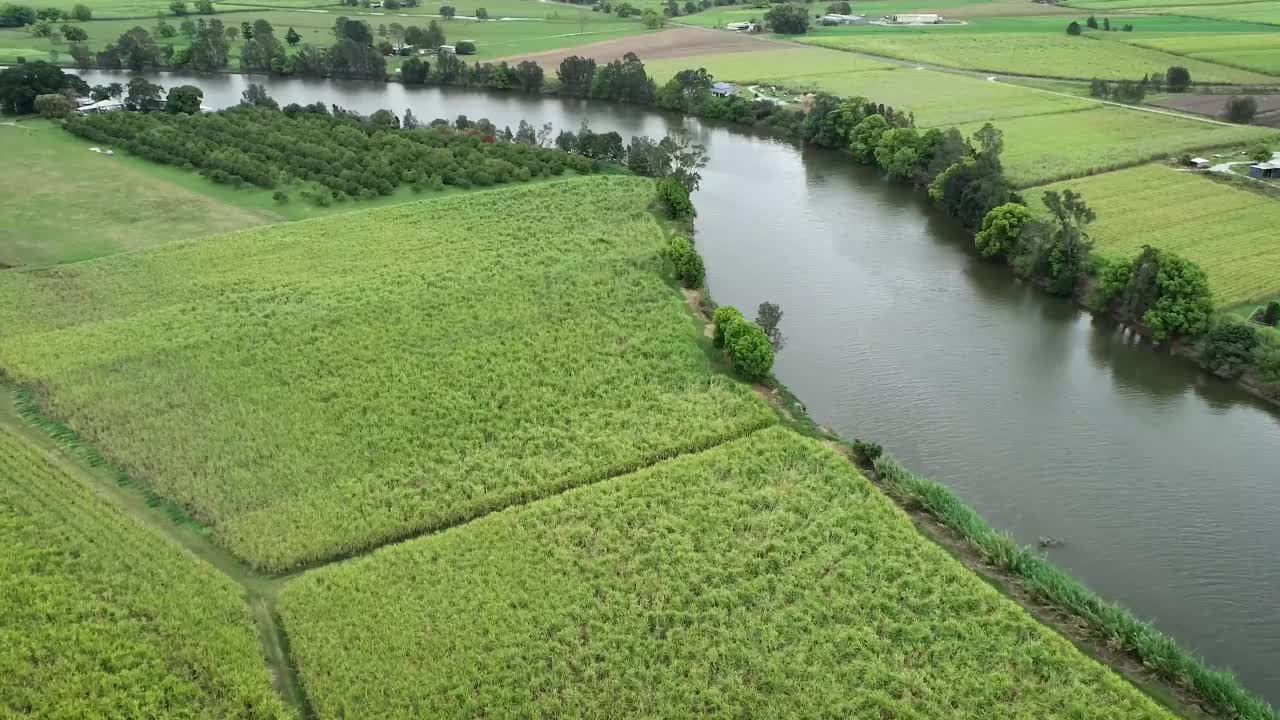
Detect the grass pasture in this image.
<box><xmin>0</xmin><ymin>121</ymin><xmax>271</xmax><ymax>268</ymax></box>
<box><xmin>1148</xmin><ymin>3</ymin><xmax>1280</xmax><ymax>25</ymax></box>
<box><xmin>641</xmin><ymin>46</ymin><xmax>893</xmax><ymax>83</ymax></box>
<box><xmin>0</xmin><ymin>176</ymin><xmax>776</xmax><ymax>572</ymax></box>
<box><xmin>1128</xmin><ymin>32</ymin><xmax>1280</xmax><ymax>75</ymax></box>
<box><xmin>953</xmin><ymin>105</ymin><xmax>1278</xmax><ymax>186</ymax></box>
<box><xmin>0</xmin><ymin>426</ymin><xmax>291</xmax><ymax>719</ymax></box>
<box><xmin>1030</xmin><ymin>164</ymin><xmax>1280</xmax><ymax>306</ymax></box>
<box><xmin>279</xmin><ymin>426</ymin><xmax>1178</xmax><ymax>720</ymax></box>
<box><xmin>802</xmin><ymin>32</ymin><xmax>1276</xmax><ymax>82</ymax></box>
<box><xmin>753</xmin><ymin>67</ymin><xmax>1095</xmax><ymax>126</ymax></box>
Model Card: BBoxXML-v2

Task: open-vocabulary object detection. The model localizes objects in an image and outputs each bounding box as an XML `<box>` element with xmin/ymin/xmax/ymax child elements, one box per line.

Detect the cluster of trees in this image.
<box><xmin>62</xmin><ymin>90</ymin><xmax>608</xmax><ymax>202</ymax></box>
<box><xmin>0</xmin><ymin>60</ymin><xmax>87</xmax><ymax>114</ymax></box>
<box><xmin>712</xmin><ymin>306</ymin><xmax>775</xmax><ymax>380</ymax></box>
<box><xmin>1</xmin><ymin>2</ymin><xmax>91</xmax><ymax>26</ymax></box>
<box><xmin>555</xmin><ymin>53</ymin><xmax>655</xmax><ymax>102</ymax></box>
<box><xmin>401</xmin><ymin>56</ymin><xmax>543</xmax><ymax>91</ymax></box>
<box><xmin>1066</xmin><ymin>16</ymin><xmax>1133</xmax><ymax>34</ymax></box>
<box><xmin>1088</xmin><ymin>67</ymin><xmax>1190</xmax><ymax>103</ymax></box>
<box><xmin>1224</xmin><ymin>96</ymin><xmax>1258</xmax><ymax>124</ymax></box>
<box><xmin>765</xmin><ymin>3</ymin><xmax>808</xmax><ymax>34</ymax></box>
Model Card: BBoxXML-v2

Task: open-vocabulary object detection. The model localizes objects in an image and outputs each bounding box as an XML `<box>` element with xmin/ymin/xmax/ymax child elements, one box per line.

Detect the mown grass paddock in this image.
<box><xmin>279</xmin><ymin>427</ymin><xmax>1179</xmax><ymax>720</ymax></box>
<box><xmin>0</xmin><ymin>176</ymin><xmax>775</xmax><ymax>572</ymax></box>
<box><xmin>0</xmin><ymin>426</ymin><xmax>290</xmax><ymax>719</ymax></box>
<box><xmin>1030</xmin><ymin>164</ymin><xmax>1280</xmax><ymax>307</ymax></box>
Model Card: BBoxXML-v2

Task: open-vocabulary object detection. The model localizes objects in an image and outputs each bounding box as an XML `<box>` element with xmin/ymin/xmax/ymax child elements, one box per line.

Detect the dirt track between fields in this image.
<box><xmin>489</xmin><ymin>26</ymin><xmax>790</xmax><ymax>67</ymax></box>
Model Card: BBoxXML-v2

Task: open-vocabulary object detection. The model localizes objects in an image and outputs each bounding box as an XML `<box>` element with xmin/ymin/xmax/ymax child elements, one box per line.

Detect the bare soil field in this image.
<box><xmin>1148</xmin><ymin>93</ymin><xmax>1280</xmax><ymax>123</ymax></box>
<box><xmin>490</xmin><ymin>26</ymin><xmax>788</xmax><ymax>67</ymax></box>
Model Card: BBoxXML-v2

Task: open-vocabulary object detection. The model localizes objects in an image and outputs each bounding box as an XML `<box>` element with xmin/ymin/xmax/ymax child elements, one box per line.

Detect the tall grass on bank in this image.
<box><xmin>870</xmin><ymin>453</ymin><xmax>1278</xmax><ymax>720</ymax></box>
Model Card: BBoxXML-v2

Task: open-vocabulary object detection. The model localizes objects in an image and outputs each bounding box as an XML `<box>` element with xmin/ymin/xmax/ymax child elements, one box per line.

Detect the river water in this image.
<box><xmin>75</xmin><ymin>70</ymin><xmax>1280</xmax><ymax>701</ymax></box>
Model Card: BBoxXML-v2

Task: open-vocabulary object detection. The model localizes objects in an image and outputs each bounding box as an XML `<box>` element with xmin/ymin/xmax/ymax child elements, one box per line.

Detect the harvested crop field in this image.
<box><xmin>1146</xmin><ymin>92</ymin><xmax>1280</xmax><ymax>120</ymax></box>
<box><xmin>490</xmin><ymin>26</ymin><xmax>787</xmax><ymax>67</ymax></box>
<box><xmin>0</xmin><ymin>425</ymin><xmax>290</xmax><ymax>719</ymax></box>
<box><xmin>954</xmin><ymin>105</ymin><xmax>1278</xmax><ymax>186</ymax></box>
<box><xmin>1030</xmin><ymin>164</ymin><xmax>1280</xmax><ymax>306</ymax></box>
<box><xmin>0</xmin><ymin>176</ymin><xmax>776</xmax><ymax>572</ymax></box>
<box><xmin>279</xmin><ymin>427</ymin><xmax>1178</xmax><ymax>720</ymax></box>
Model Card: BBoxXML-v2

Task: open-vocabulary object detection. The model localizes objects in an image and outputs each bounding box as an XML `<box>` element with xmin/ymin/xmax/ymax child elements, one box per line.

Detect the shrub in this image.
<box><xmin>1199</xmin><ymin>318</ymin><xmax>1259</xmax><ymax>378</ymax></box>
<box><xmin>974</xmin><ymin>202</ymin><xmax>1033</xmax><ymax>259</ymax></box>
<box><xmin>656</xmin><ymin>176</ymin><xmax>693</xmax><ymax>219</ymax></box>
<box><xmin>661</xmin><ymin>235</ymin><xmax>704</xmax><ymax>289</ymax></box>
<box><xmin>712</xmin><ymin>305</ymin><xmax>743</xmax><ymax>349</ymax></box>
<box><xmin>455</xmin><ymin>40</ymin><xmax>476</xmax><ymax>55</ymax></box>
<box><xmin>725</xmin><ymin>319</ymin><xmax>774</xmax><ymax>380</ymax></box>
<box><xmin>1166</xmin><ymin>65</ymin><xmax>1190</xmax><ymax>92</ymax></box>
<box><xmin>1227</xmin><ymin>96</ymin><xmax>1258</xmax><ymax>125</ymax></box>
<box><xmin>272</xmin><ymin>190</ymin><xmax>288</xmax><ymax>203</ymax></box>
<box><xmin>1263</xmin><ymin>300</ymin><xmax>1280</xmax><ymax>327</ymax></box>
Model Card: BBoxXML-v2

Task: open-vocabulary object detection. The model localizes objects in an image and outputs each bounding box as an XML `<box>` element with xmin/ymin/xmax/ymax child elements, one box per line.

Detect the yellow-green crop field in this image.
<box><xmin>761</xmin><ymin>67</ymin><xmax>1095</xmax><ymax>126</ymax></box>
<box><xmin>803</xmin><ymin>33</ymin><xmax>1275</xmax><ymax>83</ymax></box>
<box><xmin>278</xmin><ymin>426</ymin><xmax>1178</xmax><ymax>720</ymax></box>
<box><xmin>1150</xmin><ymin>3</ymin><xmax>1280</xmax><ymax>25</ymax></box>
<box><xmin>0</xmin><ymin>426</ymin><xmax>290</xmax><ymax>719</ymax></box>
<box><xmin>1030</xmin><ymin>164</ymin><xmax>1280</xmax><ymax>306</ymax></box>
<box><xmin>0</xmin><ymin>176</ymin><xmax>776</xmax><ymax>572</ymax></box>
<box><xmin>954</xmin><ymin>105</ymin><xmax>1278</xmax><ymax>186</ymax></box>
<box><xmin>1128</xmin><ymin>33</ymin><xmax>1280</xmax><ymax>75</ymax></box>
<box><xmin>642</xmin><ymin>47</ymin><xmax>894</xmax><ymax>83</ymax></box>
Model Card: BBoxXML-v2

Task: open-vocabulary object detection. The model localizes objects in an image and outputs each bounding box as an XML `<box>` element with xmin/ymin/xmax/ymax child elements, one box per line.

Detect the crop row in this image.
<box><xmin>278</xmin><ymin>426</ymin><xmax>1178</xmax><ymax>720</ymax></box>
<box><xmin>0</xmin><ymin>426</ymin><xmax>289</xmax><ymax>718</ymax></box>
<box><xmin>0</xmin><ymin>176</ymin><xmax>776</xmax><ymax>571</ymax></box>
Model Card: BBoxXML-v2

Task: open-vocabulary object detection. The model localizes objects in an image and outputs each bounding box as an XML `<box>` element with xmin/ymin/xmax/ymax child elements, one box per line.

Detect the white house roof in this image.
<box><xmin>77</xmin><ymin>99</ymin><xmax>124</xmax><ymax>112</ymax></box>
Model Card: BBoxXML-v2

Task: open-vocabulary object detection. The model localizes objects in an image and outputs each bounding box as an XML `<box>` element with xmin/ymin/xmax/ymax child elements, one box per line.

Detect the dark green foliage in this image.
<box><xmin>849</xmin><ymin>113</ymin><xmax>888</xmax><ymax>163</ymax></box>
<box><xmin>851</xmin><ymin>438</ymin><xmax>882</xmax><ymax>464</ymax></box>
<box><xmin>754</xmin><ymin>301</ymin><xmax>784</xmax><ymax>351</ymax></box>
<box><xmin>1032</xmin><ymin>188</ymin><xmax>1095</xmax><ymax>295</ymax></box>
<box><xmin>1096</xmin><ymin>245</ymin><xmax>1214</xmax><ymax>340</ymax></box>
<box><xmin>1199</xmin><ymin>318</ymin><xmax>1259</xmax><ymax>378</ymax></box>
<box><xmin>656</xmin><ymin>176</ymin><xmax>693</xmax><ymax>219</ymax></box>
<box><xmin>1166</xmin><ymin>65</ymin><xmax>1190</xmax><ymax>92</ymax></box>
<box><xmin>0</xmin><ymin>61</ymin><xmax>82</xmax><ymax>115</ymax></box>
<box><xmin>1066</xmin><ymin>20</ymin><xmax>1081</xmax><ymax>35</ymax></box>
<box><xmin>60</xmin><ymin>24</ymin><xmax>87</xmax><ymax>42</ymax></box>
<box><xmin>974</xmin><ymin>202</ymin><xmax>1032</xmax><ymax>259</ymax></box>
<box><xmin>712</xmin><ymin>305</ymin><xmax>742</xmax><ymax>349</ymax></box>
<box><xmin>165</xmin><ymin>84</ymin><xmax>202</xmax><ymax>114</ymax></box>
<box><xmin>1263</xmin><ymin>301</ymin><xmax>1280</xmax><ymax>327</ymax></box>
<box><xmin>98</xmin><ymin>26</ymin><xmax>164</xmax><ymax>71</ymax></box>
<box><xmin>661</xmin><ymin>235</ymin><xmax>704</xmax><ymax>288</ymax></box>
<box><xmin>124</xmin><ymin>77</ymin><xmax>163</xmax><ymax>111</ymax></box>
<box><xmin>1225</xmin><ymin>96</ymin><xmax>1257</xmax><ymax>125</ymax></box>
<box><xmin>928</xmin><ymin>124</ymin><xmax>1016</xmax><ymax>230</ymax></box>
<box><xmin>0</xmin><ymin>3</ymin><xmax>37</xmax><ymax>26</ymax></box>
<box><xmin>455</xmin><ymin>40</ymin><xmax>476</xmax><ymax>55</ymax></box>
<box><xmin>1085</xmin><ymin>14</ymin><xmax>1097</xmax><ymax>29</ymax></box>
<box><xmin>63</xmin><ymin>104</ymin><xmax>597</xmax><ymax>202</ymax></box>
<box><xmin>765</xmin><ymin>3</ymin><xmax>808</xmax><ymax>33</ymax></box>
<box><xmin>592</xmin><ymin>52</ymin><xmax>654</xmax><ymax>104</ymax></box>
<box><xmin>240</xmin><ymin>82</ymin><xmax>277</xmax><ymax>109</ymax></box>
<box><xmin>724</xmin><ymin>319</ymin><xmax>774</xmax><ymax>380</ymax></box>
<box><xmin>557</xmin><ymin>55</ymin><xmax>596</xmax><ymax>98</ymax></box>
<box><xmin>826</xmin><ymin>0</ymin><xmax>850</xmax><ymax>13</ymax></box>
<box><xmin>400</xmin><ymin>57</ymin><xmax>430</xmax><ymax>83</ymax></box>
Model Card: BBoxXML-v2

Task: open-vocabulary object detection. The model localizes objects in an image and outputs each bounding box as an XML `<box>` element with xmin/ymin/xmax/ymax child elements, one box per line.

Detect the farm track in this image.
<box><xmin>0</xmin><ymin>378</ymin><xmax>778</xmax><ymax>719</ymax></box>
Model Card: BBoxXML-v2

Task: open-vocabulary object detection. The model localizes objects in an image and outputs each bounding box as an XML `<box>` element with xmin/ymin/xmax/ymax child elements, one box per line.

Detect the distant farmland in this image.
<box><xmin>0</xmin><ymin>176</ymin><xmax>775</xmax><ymax>571</ymax></box>
<box><xmin>1030</xmin><ymin>164</ymin><xmax>1280</xmax><ymax>306</ymax></box>
<box><xmin>280</xmin><ymin>427</ymin><xmax>1179</xmax><ymax>720</ymax></box>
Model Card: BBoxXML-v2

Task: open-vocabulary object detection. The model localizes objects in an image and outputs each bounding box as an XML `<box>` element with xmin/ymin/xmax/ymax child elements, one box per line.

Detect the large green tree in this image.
<box><xmin>974</xmin><ymin>202</ymin><xmax>1033</xmax><ymax>259</ymax></box>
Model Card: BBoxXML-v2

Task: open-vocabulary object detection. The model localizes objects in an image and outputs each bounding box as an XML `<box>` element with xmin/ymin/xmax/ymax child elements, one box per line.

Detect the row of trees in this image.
<box><xmin>1066</xmin><ymin>15</ymin><xmax>1134</xmax><ymax>33</ymax></box>
<box><xmin>1088</xmin><ymin>66</ymin><xmax>1191</xmax><ymax>103</ymax></box>
<box><xmin>1</xmin><ymin>2</ymin><xmax>91</xmax><ymax>26</ymax></box>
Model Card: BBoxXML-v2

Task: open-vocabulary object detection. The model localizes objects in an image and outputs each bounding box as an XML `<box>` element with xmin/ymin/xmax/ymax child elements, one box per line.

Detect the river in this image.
<box><xmin>74</xmin><ymin>70</ymin><xmax>1280</xmax><ymax>702</ymax></box>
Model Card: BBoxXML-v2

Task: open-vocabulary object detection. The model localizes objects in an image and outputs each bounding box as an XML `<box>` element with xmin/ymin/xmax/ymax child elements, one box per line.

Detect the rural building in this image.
<box><xmin>725</xmin><ymin>21</ymin><xmax>759</xmax><ymax>31</ymax></box>
<box><xmin>1190</xmin><ymin>157</ymin><xmax>1210</xmax><ymax>169</ymax></box>
<box><xmin>438</xmin><ymin>44</ymin><xmax>456</xmax><ymax>54</ymax></box>
<box><xmin>1249</xmin><ymin>161</ymin><xmax>1280</xmax><ymax>179</ymax></box>
<box><xmin>887</xmin><ymin>13</ymin><xmax>941</xmax><ymax>23</ymax></box>
<box><xmin>820</xmin><ymin>13</ymin><xmax>867</xmax><ymax>25</ymax></box>
<box><xmin>711</xmin><ymin>81</ymin><xmax>737</xmax><ymax>97</ymax></box>
<box><xmin>76</xmin><ymin>99</ymin><xmax>124</xmax><ymax>114</ymax></box>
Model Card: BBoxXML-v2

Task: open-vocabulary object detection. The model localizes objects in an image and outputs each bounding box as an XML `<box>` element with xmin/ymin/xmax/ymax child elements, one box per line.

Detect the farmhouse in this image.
<box><xmin>1249</xmin><ymin>161</ymin><xmax>1280</xmax><ymax>179</ymax></box>
<box><xmin>725</xmin><ymin>21</ymin><xmax>759</xmax><ymax>31</ymax></box>
<box><xmin>886</xmin><ymin>12</ymin><xmax>942</xmax><ymax>23</ymax></box>
<box><xmin>77</xmin><ymin>99</ymin><xmax>124</xmax><ymax>114</ymax></box>
<box><xmin>821</xmin><ymin>13</ymin><xmax>867</xmax><ymax>25</ymax></box>
<box><xmin>1190</xmin><ymin>157</ymin><xmax>1210</xmax><ymax>169</ymax></box>
<box><xmin>711</xmin><ymin>81</ymin><xmax>737</xmax><ymax>97</ymax></box>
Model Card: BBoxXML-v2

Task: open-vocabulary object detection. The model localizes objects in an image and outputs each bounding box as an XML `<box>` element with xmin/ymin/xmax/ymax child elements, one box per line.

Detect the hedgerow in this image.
<box><xmin>62</xmin><ymin>105</ymin><xmax>597</xmax><ymax>203</ymax></box>
<box><xmin>279</xmin><ymin>427</ymin><xmax>1178</xmax><ymax>720</ymax></box>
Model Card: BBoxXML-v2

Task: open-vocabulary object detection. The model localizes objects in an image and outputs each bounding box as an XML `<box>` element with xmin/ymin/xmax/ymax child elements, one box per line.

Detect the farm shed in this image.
<box><xmin>821</xmin><ymin>13</ymin><xmax>867</xmax><ymax>25</ymax></box>
<box><xmin>711</xmin><ymin>82</ymin><xmax>737</xmax><ymax>97</ymax></box>
<box><xmin>1190</xmin><ymin>157</ymin><xmax>1210</xmax><ymax>169</ymax></box>
<box><xmin>725</xmin><ymin>21</ymin><xmax>759</xmax><ymax>31</ymax></box>
<box><xmin>887</xmin><ymin>13</ymin><xmax>941</xmax><ymax>23</ymax></box>
<box><xmin>1250</xmin><ymin>162</ymin><xmax>1280</xmax><ymax>179</ymax></box>
<box><xmin>77</xmin><ymin>99</ymin><xmax>124</xmax><ymax>114</ymax></box>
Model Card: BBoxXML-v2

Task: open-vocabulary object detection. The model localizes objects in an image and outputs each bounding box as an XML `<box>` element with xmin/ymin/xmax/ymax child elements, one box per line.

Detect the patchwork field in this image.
<box><xmin>750</xmin><ymin>67</ymin><xmax>1095</xmax><ymax>126</ymax></box>
<box><xmin>641</xmin><ymin>46</ymin><xmax>893</xmax><ymax>83</ymax></box>
<box><xmin>279</xmin><ymin>427</ymin><xmax>1178</xmax><ymax>720</ymax></box>
<box><xmin>488</xmin><ymin>25</ymin><xmax>785</xmax><ymax>67</ymax></box>
<box><xmin>1129</xmin><ymin>33</ymin><xmax>1280</xmax><ymax>75</ymax></box>
<box><xmin>804</xmin><ymin>33</ymin><xmax>1275</xmax><ymax>82</ymax></box>
<box><xmin>1149</xmin><ymin>3</ymin><xmax>1280</xmax><ymax>25</ymax></box>
<box><xmin>0</xmin><ymin>426</ymin><xmax>290</xmax><ymax>719</ymax></box>
<box><xmin>1030</xmin><ymin>164</ymin><xmax>1280</xmax><ymax>306</ymax></box>
<box><xmin>0</xmin><ymin>176</ymin><xmax>775</xmax><ymax>572</ymax></box>
<box><xmin>0</xmin><ymin>121</ymin><xmax>271</xmax><ymax>268</ymax></box>
<box><xmin>953</xmin><ymin>105</ymin><xmax>1277</xmax><ymax>186</ymax></box>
